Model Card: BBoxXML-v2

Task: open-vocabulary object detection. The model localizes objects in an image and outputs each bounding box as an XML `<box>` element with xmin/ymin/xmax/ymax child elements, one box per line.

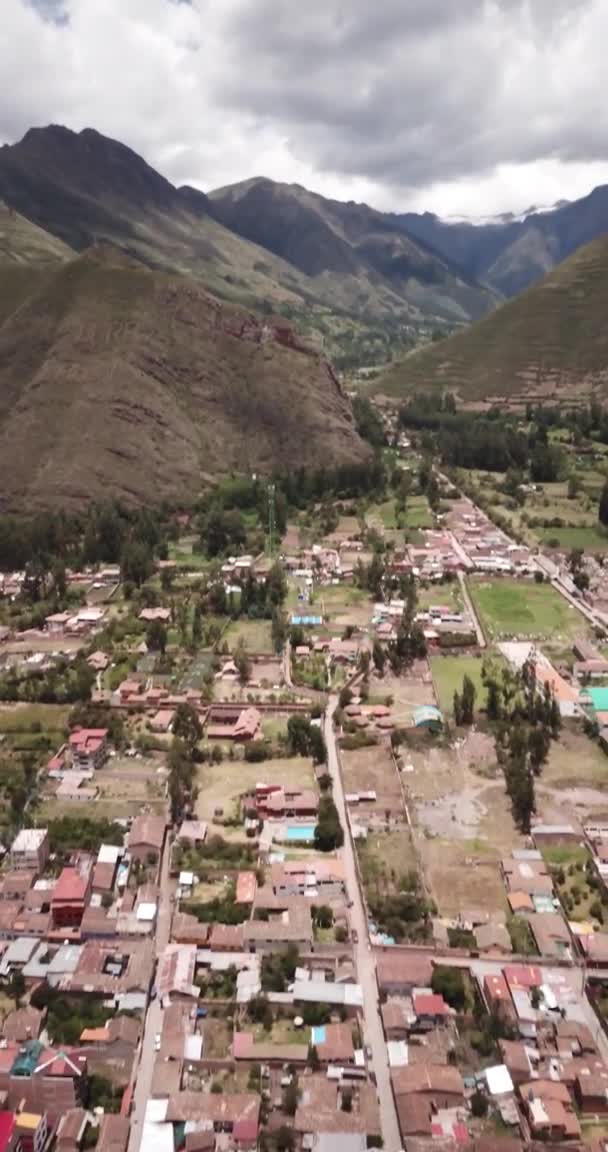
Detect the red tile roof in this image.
<box><xmin>0</xmin><ymin>1114</ymin><xmax>15</xmax><ymax>1152</ymax></box>
<box><xmin>413</xmin><ymin>993</ymin><xmax>450</xmax><ymax>1017</ymax></box>
<box><xmin>52</xmin><ymin>867</ymin><xmax>89</xmax><ymax>905</ymax></box>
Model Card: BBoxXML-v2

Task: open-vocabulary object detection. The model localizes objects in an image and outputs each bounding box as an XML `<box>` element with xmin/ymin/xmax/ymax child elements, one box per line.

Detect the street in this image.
<box><xmin>127</xmin><ymin>827</ymin><xmax>173</xmax><ymax>1152</ymax></box>
<box><xmin>324</xmin><ymin>700</ymin><xmax>402</xmax><ymax>1152</ymax></box>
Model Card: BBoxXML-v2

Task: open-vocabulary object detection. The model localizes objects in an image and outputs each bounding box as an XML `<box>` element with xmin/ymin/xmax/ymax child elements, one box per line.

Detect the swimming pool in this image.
<box><xmin>286</xmin><ymin>824</ymin><xmax>316</xmax><ymax>842</ymax></box>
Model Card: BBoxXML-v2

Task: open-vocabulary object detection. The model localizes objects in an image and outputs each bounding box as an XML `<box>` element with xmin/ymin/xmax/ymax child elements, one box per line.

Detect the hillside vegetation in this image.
<box><xmin>0</xmin><ymin>248</ymin><xmax>369</xmax><ymax>511</ymax></box>
<box><xmin>375</xmin><ymin>236</ymin><xmax>608</xmax><ymax>405</ymax></box>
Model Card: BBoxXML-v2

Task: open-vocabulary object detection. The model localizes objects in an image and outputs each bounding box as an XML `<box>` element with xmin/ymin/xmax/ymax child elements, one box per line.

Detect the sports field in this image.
<box><xmin>468</xmin><ymin>578</ymin><xmax>584</xmax><ymax>642</ymax></box>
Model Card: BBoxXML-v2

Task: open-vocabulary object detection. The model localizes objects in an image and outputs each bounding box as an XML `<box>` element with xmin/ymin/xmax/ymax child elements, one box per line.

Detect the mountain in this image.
<box><xmin>0</xmin><ymin>248</ymin><xmax>369</xmax><ymax>512</ymax></box>
<box><xmin>0</xmin><ymin>199</ymin><xmax>74</xmax><ymax>268</ymax></box>
<box><xmin>0</xmin><ymin>127</ymin><xmax>497</xmax><ymax>366</ymax></box>
<box><xmin>208</xmin><ymin>177</ymin><xmax>497</xmax><ymax>326</ymax></box>
<box><xmin>397</xmin><ymin>185</ymin><xmax>608</xmax><ymax>298</ymax></box>
<box><xmin>375</xmin><ymin>235</ymin><xmax>608</xmax><ymax>405</ymax></box>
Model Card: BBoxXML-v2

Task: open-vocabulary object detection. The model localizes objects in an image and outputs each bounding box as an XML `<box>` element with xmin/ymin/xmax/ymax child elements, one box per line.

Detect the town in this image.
<box><xmin>2</xmin><ymin>404</ymin><xmax>608</xmax><ymax>1152</ymax></box>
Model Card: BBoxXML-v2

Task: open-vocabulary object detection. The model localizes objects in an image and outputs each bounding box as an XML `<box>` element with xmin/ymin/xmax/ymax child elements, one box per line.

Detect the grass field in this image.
<box><xmin>469</xmin><ymin>578</ymin><xmax>585</xmax><ymax>641</ymax></box>
<box><xmin>224</xmin><ymin>618</ymin><xmax>274</xmax><ymax>653</ymax></box>
<box><xmin>538</xmin><ymin>525</ymin><xmax>608</xmax><ymax>551</ymax></box>
<box><xmin>430</xmin><ymin>654</ymin><xmax>488</xmax><ymax>715</ymax></box>
<box><xmin>417</xmin><ymin>583</ymin><xmax>464</xmax><ymax>612</ymax></box>
<box><xmin>195</xmin><ymin>755</ymin><xmax>314</xmax><ymax>827</ymax></box>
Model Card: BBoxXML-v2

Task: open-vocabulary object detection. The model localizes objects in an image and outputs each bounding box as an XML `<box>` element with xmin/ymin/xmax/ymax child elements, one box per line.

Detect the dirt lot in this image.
<box><xmin>534</xmin><ymin>726</ymin><xmax>608</xmax><ymax>826</ymax></box>
<box><xmin>195</xmin><ymin>755</ymin><xmax>315</xmax><ymax>830</ymax></box>
<box><xmin>369</xmin><ymin>662</ymin><xmax>435</xmax><ymax>725</ymax></box>
<box><xmin>40</xmin><ymin>753</ymin><xmax>168</xmax><ymax>821</ymax></box>
<box><xmin>341</xmin><ymin>743</ymin><xmax>404</xmax><ymax>820</ymax></box>
<box><xmin>402</xmin><ymin>729</ymin><xmax>524</xmax><ymax>916</ymax></box>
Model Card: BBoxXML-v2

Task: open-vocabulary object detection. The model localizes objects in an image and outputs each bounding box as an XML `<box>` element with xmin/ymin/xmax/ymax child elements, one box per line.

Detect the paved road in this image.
<box><xmin>324</xmin><ymin>700</ymin><xmax>402</xmax><ymax>1152</ymax></box>
<box><xmin>128</xmin><ymin>829</ymin><xmax>173</xmax><ymax>1152</ymax></box>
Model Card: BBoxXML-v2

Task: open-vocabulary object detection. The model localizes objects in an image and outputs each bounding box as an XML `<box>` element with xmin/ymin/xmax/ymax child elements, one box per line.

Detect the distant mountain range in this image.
<box><xmin>3</xmin><ymin>124</ymin><xmax>608</xmax><ymax>360</ymax></box>
<box><xmin>397</xmin><ymin>187</ymin><xmax>608</xmax><ymax>297</ymax></box>
<box><xmin>375</xmin><ymin>235</ymin><xmax>608</xmax><ymax>405</ymax></box>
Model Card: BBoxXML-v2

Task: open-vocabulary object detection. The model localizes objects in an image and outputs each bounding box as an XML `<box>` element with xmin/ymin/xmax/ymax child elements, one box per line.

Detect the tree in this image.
<box><xmin>453</xmin><ymin>690</ymin><xmax>463</xmax><ymax>727</ymax></box>
<box><xmin>461</xmin><ymin>674</ymin><xmax>476</xmax><ymax>725</ymax></box>
<box><xmin>120</xmin><ymin>540</ymin><xmax>153</xmax><ymax>587</ymax></box>
<box><xmin>248</xmin><ymin>994</ymin><xmax>273</xmax><ymax>1031</ymax></box>
<box><xmin>234</xmin><ymin>640</ymin><xmax>252</xmax><ymax>686</ymax></box>
<box><xmin>172</xmin><ymin>702</ymin><xmax>202</xmax><ymax>749</ymax></box>
<box><xmin>314</xmin><ymin>796</ymin><xmax>344</xmax><ymax>852</ymax></box>
<box><xmin>168</xmin><ymin>738</ymin><xmax>195</xmax><ymax>823</ymax></box>
<box><xmin>8</xmin><ymin>968</ymin><xmax>25</xmax><ymax>1008</ymax></box>
<box><xmin>372</xmin><ymin>639</ymin><xmax>386</xmax><ymax>676</ymax></box>
<box><xmin>431</xmin><ymin>966</ymin><xmax>466</xmax><ymax>1011</ymax></box>
<box><xmin>146</xmin><ymin>619</ymin><xmax>167</xmax><ymax>654</ymax></box>
<box><xmin>600</xmin><ymin>479</ymin><xmax>608</xmax><ymax>527</ymax></box>
<box><xmin>470</xmin><ymin>1089</ymin><xmax>488</xmax><ymax>1119</ymax></box>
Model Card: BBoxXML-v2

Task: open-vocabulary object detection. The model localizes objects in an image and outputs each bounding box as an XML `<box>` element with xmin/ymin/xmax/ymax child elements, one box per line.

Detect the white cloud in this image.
<box><xmin>2</xmin><ymin>0</ymin><xmax>608</xmax><ymax>217</ymax></box>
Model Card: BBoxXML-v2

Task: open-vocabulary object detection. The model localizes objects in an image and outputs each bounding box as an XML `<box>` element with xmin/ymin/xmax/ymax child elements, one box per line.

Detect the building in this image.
<box><xmin>376</xmin><ymin>951</ymin><xmax>433</xmax><ymax>995</ymax></box>
<box><xmin>13</xmin><ymin>1111</ymin><xmax>49</xmax><ymax>1152</ymax></box>
<box><xmin>69</xmin><ymin>728</ymin><xmax>108</xmax><ymax>771</ymax></box>
<box><xmin>10</xmin><ymin>829</ymin><xmax>49</xmax><ymax>874</ymax></box>
<box><xmin>96</xmin><ymin>1114</ymin><xmax>130</xmax><ymax>1152</ymax></box>
<box><xmin>127</xmin><ymin>815</ymin><xmax>166</xmax><ymax>865</ymax></box>
<box><xmin>51</xmin><ymin>861</ymin><xmax>93</xmax><ymax>930</ymax></box>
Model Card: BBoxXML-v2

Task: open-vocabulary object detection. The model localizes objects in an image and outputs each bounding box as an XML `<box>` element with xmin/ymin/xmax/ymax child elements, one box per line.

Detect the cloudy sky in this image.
<box><xmin>3</xmin><ymin>0</ymin><xmax>608</xmax><ymax>219</ymax></box>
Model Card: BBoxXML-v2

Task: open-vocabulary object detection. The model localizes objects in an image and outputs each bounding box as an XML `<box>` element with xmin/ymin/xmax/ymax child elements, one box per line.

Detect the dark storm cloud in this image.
<box><xmin>216</xmin><ymin>0</ymin><xmax>604</xmax><ymax>190</ymax></box>
<box><xmin>3</xmin><ymin>0</ymin><xmax>608</xmax><ymax>215</ymax></box>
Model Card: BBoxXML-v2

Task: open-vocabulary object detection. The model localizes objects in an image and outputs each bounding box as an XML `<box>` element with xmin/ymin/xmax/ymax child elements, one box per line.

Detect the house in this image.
<box><xmin>295</xmin><ymin>1075</ymin><xmax>381</xmax><ymax>1140</ymax></box>
<box><xmin>13</xmin><ymin>1111</ymin><xmax>49</xmax><ymax>1152</ymax></box>
<box><xmin>206</xmin><ymin>707</ymin><xmax>262</xmax><ymax>743</ymax></box>
<box><xmin>376</xmin><ymin>951</ymin><xmax>433</xmax><ymax>995</ymax></box>
<box><xmin>2</xmin><ymin>1006</ymin><xmax>43</xmax><ymax>1044</ymax></box>
<box><xmin>270</xmin><ymin>858</ymin><xmax>346</xmax><ymax>900</ymax></box>
<box><xmin>475</xmin><ymin>922</ymin><xmax>512</xmax><ymax>953</ymax></box>
<box><xmin>127</xmin><ymin>815</ymin><xmax>166</xmax><ymax>865</ymax></box>
<box><xmin>381</xmin><ymin>999</ymin><xmax>411</xmax><ymax>1040</ymax></box>
<box><xmin>235</xmin><ymin>872</ymin><xmax>257</xmax><ymax>905</ymax></box>
<box><xmin>46</xmin><ymin>612</ymin><xmax>70</xmax><ymax>635</ymax></box>
<box><xmin>69</xmin><ymin>728</ymin><xmax>108</xmax><ymax>771</ymax></box>
<box><xmin>139</xmin><ymin>608</ymin><xmax>171</xmax><ymax>623</ymax></box>
<box><xmin>96</xmin><ymin>1114</ymin><xmax>130</xmax><ymax>1152</ymax></box>
<box><xmin>149</xmin><ymin>709</ymin><xmax>175</xmax><ymax>734</ymax></box>
<box><xmin>0</xmin><ymin>1043</ymin><xmax>88</xmax><ymax>1123</ymax></box>
<box><xmin>166</xmin><ymin>1092</ymin><xmax>260</xmax><ymax>1145</ymax></box>
<box><xmin>392</xmin><ymin>1064</ymin><xmax>464</xmax><ymax>1120</ymax></box>
<box><xmin>243</xmin><ymin>901</ymin><xmax>313</xmax><ymax>951</ymax></box>
<box><xmin>501</xmin><ymin>855</ymin><xmax>553</xmax><ymax>896</ymax></box>
<box><xmin>176</xmin><ymin>820</ymin><xmax>208</xmax><ymax>848</ymax></box>
<box><xmin>412</xmin><ymin>993</ymin><xmax>450</xmax><ymax>1029</ymax></box>
<box><xmin>55</xmin><ymin>1109</ymin><xmax>89</xmax><ymax>1152</ymax></box>
<box><xmin>313</xmin><ymin>1022</ymin><xmax>355</xmax><ymax>1064</ymax></box>
<box><xmin>209</xmin><ymin>924</ymin><xmax>244</xmax><ymax>952</ymax></box>
<box><xmin>575</xmin><ymin>1069</ymin><xmax>608</xmax><ymax>1114</ymax></box>
<box><xmin>10</xmin><ymin>829</ymin><xmax>49</xmax><ymax>874</ymax></box>
<box><xmin>521</xmin><ymin>1080</ymin><xmax>581</xmax><ymax>1142</ymax></box>
<box><xmin>498</xmin><ymin>1039</ymin><xmax>539</xmax><ymax>1085</ymax></box>
<box><xmin>51</xmin><ymin>860</ymin><xmax>93</xmax><ymax>929</ymax></box>
<box><xmin>255</xmin><ymin>786</ymin><xmax>319</xmax><ymax>820</ymax></box>
<box><xmin>87</xmin><ymin>651</ymin><xmax>109</xmax><ymax>673</ymax></box>
<box><xmin>527</xmin><ymin>912</ymin><xmax>572</xmax><ymax>959</ymax></box>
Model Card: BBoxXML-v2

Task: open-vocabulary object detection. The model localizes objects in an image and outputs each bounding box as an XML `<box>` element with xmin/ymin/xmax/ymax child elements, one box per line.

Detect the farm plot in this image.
<box><xmin>224</xmin><ymin>619</ymin><xmax>274</xmax><ymax>653</ymax></box>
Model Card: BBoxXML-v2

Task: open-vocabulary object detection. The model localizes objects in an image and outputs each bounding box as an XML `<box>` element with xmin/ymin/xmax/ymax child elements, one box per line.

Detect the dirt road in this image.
<box><xmin>324</xmin><ymin>700</ymin><xmax>402</xmax><ymax>1152</ymax></box>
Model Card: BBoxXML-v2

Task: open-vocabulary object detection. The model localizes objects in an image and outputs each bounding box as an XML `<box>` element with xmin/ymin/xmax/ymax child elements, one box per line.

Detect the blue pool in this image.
<box><xmin>286</xmin><ymin>824</ymin><xmax>316</xmax><ymax>842</ymax></box>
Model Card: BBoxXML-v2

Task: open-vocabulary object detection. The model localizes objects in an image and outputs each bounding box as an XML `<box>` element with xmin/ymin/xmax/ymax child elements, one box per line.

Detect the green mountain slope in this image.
<box><xmin>0</xmin><ymin>248</ymin><xmax>369</xmax><ymax>511</ymax></box>
<box><xmin>375</xmin><ymin>236</ymin><xmax>608</xmax><ymax>405</ymax></box>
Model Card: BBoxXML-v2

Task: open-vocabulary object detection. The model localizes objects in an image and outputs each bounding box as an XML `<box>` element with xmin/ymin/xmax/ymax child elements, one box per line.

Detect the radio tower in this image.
<box><xmin>267</xmin><ymin>483</ymin><xmax>276</xmax><ymax>557</ymax></box>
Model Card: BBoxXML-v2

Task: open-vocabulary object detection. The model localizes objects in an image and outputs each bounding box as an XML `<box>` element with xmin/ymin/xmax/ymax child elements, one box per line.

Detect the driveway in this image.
<box><xmin>324</xmin><ymin>700</ymin><xmax>402</xmax><ymax>1152</ymax></box>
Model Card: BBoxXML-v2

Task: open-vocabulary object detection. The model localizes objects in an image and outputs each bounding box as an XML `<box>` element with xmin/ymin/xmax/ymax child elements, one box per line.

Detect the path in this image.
<box><xmin>127</xmin><ymin>828</ymin><xmax>173</xmax><ymax>1152</ymax></box>
<box><xmin>456</xmin><ymin>569</ymin><xmax>486</xmax><ymax>648</ymax></box>
<box><xmin>324</xmin><ymin>699</ymin><xmax>402</xmax><ymax>1152</ymax></box>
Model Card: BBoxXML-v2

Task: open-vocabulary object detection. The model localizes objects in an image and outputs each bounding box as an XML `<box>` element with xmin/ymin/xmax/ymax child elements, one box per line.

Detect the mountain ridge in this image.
<box><xmin>373</xmin><ymin>235</ymin><xmax>608</xmax><ymax>406</ymax></box>
<box><xmin>0</xmin><ymin>247</ymin><xmax>369</xmax><ymax>511</ymax></box>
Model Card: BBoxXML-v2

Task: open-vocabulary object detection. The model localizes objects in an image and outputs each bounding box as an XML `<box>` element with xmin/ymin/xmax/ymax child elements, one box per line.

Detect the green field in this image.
<box><xmin>224</xmin><ymin>618</ymin><xmax>274</xmax><ymax>653</ymax></box>
<box><xmin>469</xmin><ymin>578</ymin><xmax>584</xmax><ymax>641</ymax></box>
<box><xmin>538</xmin><ymin>525</ymin><xmax>608</xmax><ymax>552</ymax></box>
<box><xmin>417</xmin><ymin>582</ymin><xmax>464</xmax><ymax>612</ymax></box>
<box><xmin>430</xmin><ymin>654</ymin><xmax>487</xmax><ymax>715</ymax></box>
